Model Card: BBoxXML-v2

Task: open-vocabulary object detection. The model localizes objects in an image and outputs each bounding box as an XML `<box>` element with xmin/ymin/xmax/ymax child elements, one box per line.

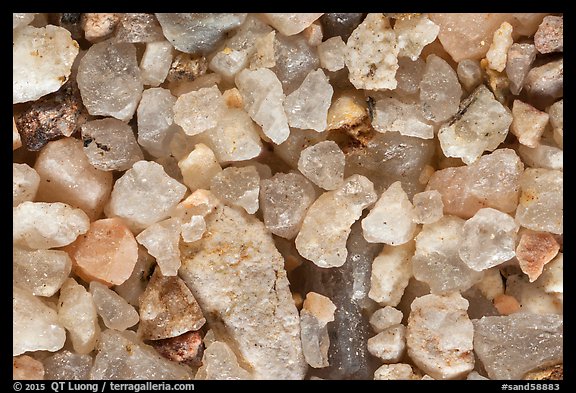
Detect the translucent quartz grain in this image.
<box><xmin>275</xmin><ymin>128</ymin><xmax>327</xmax><ymax>169</ymax></box>
<box><xmin>412</xmin><ymin>216</ymin><xmax>483</xmax><ymax>293</ymax></box>
<box><xmin>13</xmin><ymin>163</ymin><xmax>40</xmax><ymax>207</ymax></box>
<box><xmin>438</xmin><ymin>85</ymin><xmax>512</xmax><ymax>165</ymax></box>
<box><xmin>394</xmin><ymin>15</ymin><xmax>439</xmax><ymax>61</ymax></box>
<box><xmin>155</xmin><ymin>13</ymin><xmax>246</xmax><ymax>54</ymax></box>
<box><xmin>300</xmin><ymin>293</ymin><xmax>336</xmax><ymax>368</ymax></box>
<box><xmin>58</xmin><ymin>278</ymin><xmax>99</xmax><ymax>354</ymax></box>
<box><xmin>43</xmin><ymin>351</ymin><xmax>93</xmax><ymax>380</ymax></box>
<box><xmin>406</xmin><ymin>292</ymin><xmax>474</xmax><ymax>379</ymax></box>
<box><xmin>115</xmin><ymin>13</ymin><xmax>164</xmax><ymax>44</ymax></box>
<box><xmin>510</xmin><ymin>100</ymin><xmax>550</xmax><ymax>148</ymax></box>
<box><xmin>136</xmin><ymin>87</ymin><xmax>178</xmax><ymax>158</ymax></box>
<box><xmin>317</xmin><ymin>36</ymin><xmax>346</xmax><ymax>72</ymax></box>
<box><xmin>13</xmin><ymin>248</ymin><xmax>72</xmax><ymax>297</ymax></box>
<box><xmin>457</xmin><ymin>59</ymin><xmax>482</xmax><ymax>92</ymax></box>
<box><xmin>523</xmin><ymin>59</ymin><xmax>563</xmax><ymax>106</ymax></box>
<box><xmin>372</xmin><ymin>96</ymin><xmax>434</xmax><ymax>139</ymax></box>
<box><xmin>298</xmin><ymin>141</ymin><xmax>345</xmax><ymax>190</ymax></box>
<box><xmin>208</xmin><ymin>48</ymin><xmax>249</xmax><ymax>83</ymax></box>
<box><xmin>374</xmin><ymin>364</ymin><xmax>416</xmax><ymax>380</ymax></box>
<box><xmin>272</xmin><ymin>33</ymin><xmax>320</xmax><ymax>95</ymax></box>
<box><xmin>114</xmin><ymin>247</ymin><xmax>155</xmax><ymax>307</ymax></box>
<box><xmin>173</xmin><ymin>85</ymin><xmax>227</xmax><ymax>136</ymax></box>
<box><xmin>77</xmin><ymin>41</ymin><xmax>142</xmax><ymax>121</ymax></box>
<box><xmin>458</xmin><ymin>208</ymin><xmax>519</xmax><ymax>271</ymax></box>
<box><xmin>140</xmin><ymin>41</ymin><xmax>173</xmax><ymax>87</ymax></box>
<box><xmin>178</xmin><ymin>143</ymin><xmax>222</xmax><ymax>191</ymax></box>
<box><xmin>396</xmin><ymin>57</ymin><xmax>426</xmax><ymax>96</ymax></box>
<box><xmin>284</xmin><ymin>69</ymin><xmax>333</xmax><ymax>132</ymax></box>
<box><xmin>369</xmin><ymin>241</ymin><xmax>414</xmax><ymax>306</ymax></box>
<box><xmin>362</xmin><ymin>181</ymin><xmax>417</xmax><ymax>245</ymax></box>
<box><xmin>81</xmin><ymin>118</ymin><xmax>144</xmax><ymax>172</ymax></box>
<box><xmin>136</xmin><ymin>217</ymin><xmax>182</xmax><ymax>276</ymax></box>
<box><xmin>13</xmin><ymin>25</ymin><xmax>79</xmax><ymax>103</ymax></box>
<box><xmin>260</xmin><ymin>172</ymin><xmax>316</xmax><ymax>239</ymax></box>
<box><xmin>180</xmin><ymin>215</ymin><xmax>206</xmax><ymax>243</ymax></box>
<box><xmin>367</xmin><ymin>324</ymin><xmax>406</xmax><ymax>362</ymax></box>
<box><xmin>64</xmin><ymin>218</ymin><xmax>138</xmax><ymax>286</ymax></box>
<box><xmin>412</xmin><ymin>190</ymin><xmax>443</xmax><ymax>224</ymax></box>
<box><xmin>13</xmin><ymin>202</ymin><xmax>90</xmax><ymax>250</ymax></box>
<box><xmin>260</xmin><ymin>13</ymin><xmax>323</xmax><ymax>36</ymax></box>
<box><xmin>516</xmin><ymin>168</ymin><xmax>563</xmax><ymax>235</ymax></box>
<box><xmin>249</xmin><ymin>31</ymin><xmax>276</xmax><ymax>69</ymax></box>
<box><xmin>235</xmin><ymin>67</ymin><xmax>290</xmax><ymax>144</ymax></box>
<box><xmin>34</xmin><ymin>138</ymin><xmax>113</xmax><ymax>220</ymax></box>
<box><xmin>506</xmin><ymin>43</ymin><xmax>537</xmax><ymax>95</ymax></box>
<box><xmin>519</xmin><ymin>143</ymin><xmax>563</xmax><ymax>171</ymax></box>
<box><xmin>89</xmin><ymin>281</ymin><xmax>139</xmax><ymax>331</ymax></box>
<box><xmin>210</xmin><ymin>166</ymin><xmax>260</xmax><ymax>214</ymax></box>
<box><xmin>548</xmin><ymin>99</ymin><xmax>563</xmax><ymax>149</ymax></box>
<box><xmin>345</xmin><ymin>13</ymin><xmax>398</xmax><ymax>90</ymax></box>
<box><xmin>473</xmin><ymin>313</ymin><xmax>563</xmax><ymax>380</ymax></box>
<box><xmin>535</xmin><ymin>252</ymin><xmax>562</xmax><ymax>297</ymax></box>
<box><xmin>90</xmin><ymin>330</ymin><xmax>193</xmax><ymax>379</ymax></box>
<box><xmin>13</xmin><ymin>286</ymin><xmax>66</xmax><ymax>356</ymax></box>
<box><xmin>419</xmin><ymin>54</ymin><xmax>462</xmax><ymax>123</ymax></box>
<box><xmin>296</xmin><ymin>175</ymin><xmax>377</xmax><ymax>268</ymax></box>
<box><xmin>13</xmin><ymin>13</ymin><xmax>36</xmax><ymax>29</ymax></box>
<box><xmin>370</xmin><ymin>307</ymin><xmax>404</xmax><ymax>333</ymax></box>
<box><xmin>105</xmin><ymin>160</ymin><xmax>187</xmax><ymax>232</ymax></box>
<box><xmin>196</xmin><ymin>342</ymin><xmax>252</xmax><ymax>380</ymax></box>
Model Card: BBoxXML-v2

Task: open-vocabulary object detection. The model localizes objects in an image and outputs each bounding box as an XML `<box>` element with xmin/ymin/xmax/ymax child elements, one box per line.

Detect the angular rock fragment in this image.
<box><xmin>516</xmin><ymin>168</ymin><xmax>563</xmax><ymax>235</ymax></box>
<box><xmin>65</xmin><ymin>218</ymin><xmax>138</xmax><ymax>286</ymax></box>
<box><xmin>34</xmin><ymin>138</ymin><xmax>113</xmax><ymax>220</ymax></box>
<box><xmin>89</xmin><ymin>281</ymin><xmax>139</xmax><ymax>331</ymax></box>
<box><xmin>548</xmin><ymin>99</ymin><xmax>563</xmax><ymax>149</ymax></box>
<box><xmin>394</xmin><ymin>15</ymin><xmax>439</xmax><ymax>61</ymax></box>
<box><xmin>367</xmin><ymin>324</ymin><xmax>406</xmax><ymax>363</ymax></box>
<box><xmin>535</xmin><ymin>252</ymin><xmax>562</xmax><ymax>297</ymax></box>
<box><xmin>369</xmin><ymin>242</ymin><xmax>414</xmax><ymax>306</ymax></box>
<box><xmin>81</xmin><ymin>118</ymin><xmax>144</xmax><ymax>172</ymax></box>
<box><xmin>272</xmin><ymin>33</ymin><xmax>321</xmax><ymax>94</ymax></box>
<box><xmin>372</xmin><ymin>97</ymin><xmax>434</xmax><ymax>140</ymax></box>
<box><xmin>412</xmin><ymin>216</ymin><xmax>483</xmax><ymax>293</ymax></box>
<box><xmin>249</xmin><ymin>31</ymin><xmax>276</xmax><ymax>70</ymax></box>
<box><xmin>419</xmin><ymin>54</ymin><xmax>462</xmax><ymax>123</ymax></box>
<box><xmin>13</xmin><ymin>202</ymin><xmax>90</xmax><ymax>249</ymax></box>
<box><xmin>516</xmin><ymin>230</ymin><xmax>560</xmax><ymax>282</ymax></box>
<box><xmin>459</xmin><ymin>208</ymin><xmax>519</xmax><ymax>271</ymax></box>
<box><xmin>493</xmin><ymin>294</ymin><xmax>521</xmax><ymax>315</ymax></box>
<box><xmin>412</xmin><ymin>190</ymin><xmax>443</xmax><ymax>224</ymax></box>
<box><xmin>13</xmin><ymin>13</ymin><xmax>36</xmax><ymax>30</ymax></box>
<box><xmin>473</xmin><ymin>313</ymin><xmax>563</xmax><ymax>380</ymax></box>
<box><xmin>174</xmin><ymin>85</ymin><xmax>226</xmax><ymax>136</ymax></box>
<box><xmin>210</xmin><ymin>166</ymin><xmax>260</xmax><ymax>214</ymax></box>
<box><xmin>370</xmin><ymin>307</ymin><xmax>403</xmax><ymax>333</ymax></box>
<box><xmin>396</xmin><ymin>57</ymin><xmax>426</xmax><ymax>96</ymax></box>
<box><xmin>105</xmin><ymin>161</ymin><xmax>187</xmax><ymax>232</ymax></box>
<box><xmin>136</xmin><ymin>87</ymin><xmax>178</xmax><ymax>158</ymax></box>
<box><xmin>81</xmin><ymin>13</ymin><xmax>119</xmax><ymax>42</ymax></box>
<box><xmin>236</xmin><ymin>68</ymin><xmax>290</xmax><ymax>144</ymax></box>
<box><xmin>139</xmin><ymin>268</ymin><xmax>205</xmax><ymax>340</ymax></box>
<box><xmin>136</xmin><ymin>217</ymin><xmax>182</xmax><ymax>276</ymax></box>
<box><xmin>298</xmin><ymin>141</ymin><xmax>345</xmax><ymax>190</ymax></box>
<box><xmin>374</xmin><ymin>363</ymin><xmax>417</xmax><ymax>380</ymax></box>
<box><xmin>13</xmin><ymin>163</ymin><xmax>40</xmax><ymax>207</ymax></box>
<box><xmin>345</xmin><ymin>13</ymin><xmax>398</xmax><ymax>90</ymax></box>
<box><xmin>209</xmin><ymin>47</ymin><xmax>249</xmax><ymax>82</ymax></box>
<box><xmin>476</xmin><ymin>267</ymin><xmax>504</xmax><ymax>302</ymax></box>
<box><xmin>150</xmin><ymin>331</ymin><xmax>204</xmax><ymax>367</ymax></box>
<box><xmin>114</xmin><ymin>247</ymin><xmax>155</xmax><ymax>307</ymax></box>
<box><xmin>13</xmin><ymin>248</ymin><xmax>72</xmax><ymax>297</ymax></box>
<box><xmin>318</xmin><ymin>36</ymin><xmax>346</xmax><ymax>72</ymax></box>
<box><xmin>260</xmin><ymin>172</ymin><xmax>316</xmax><ymax>239</ymax></box>
<box><xmin>58</xmin><ymin>278</ymin><xmax>100</xmax><ymax>355</ymax></box>
<box><xmin>510</xmin><ymin>100</ymin><xmax>549</xmax><ymax>148</ymax></box>
<box><xmin>13</xmin><ymin>355</ymin><xmax>45</xmax><ymax>380</ymax></box>
<box><xmin>13</xmin><ymin>286</ymin><xmax>66</xmax><ymax>356</ymax></box>
<box><xmin>296</xmin><ymin>175</ymin><xmax>377</xmax><ymax>268</ymax></box>
<box><xmin>506</xmin><ymin>43</ymin><xmax>537</xmax><ymax>95</ymax></box>
<box><xmin>178</xmin><ymin>143</ymin><xmax>222</xmax><ymax>191</ymax></box>
<box><xmin>15</xmin><ymin>81</ymin><xmax>83</xmax><ymax>151</ymax></box>
<box><xmin>13</xmin><ymin>25</ymin><xmax>79</xmax><ymax>103</ymax></box>
<box><xmin>300</xmin><ymin>292</ymin><xmax>336</xmax><ymax>368</ymax></box>
<box><xmin>156</xmin><ymin>13</ymin><xmax>247</xmax><ymax>54</ymax></box>
<box><xmin>43</xmin><ymin>351</ymin><xmax>93</xmax><ymax>380</ymax></box>
<box><xmin>320</xmin><ymin>13</ymin><xmax>364</xmax><ymax>41</ymax></box>
<box><xmin>140</xmin><ymin>41</ymin><xmax>174</xmax><ymax>87</ymax></box>
<box><xmin>91</xmin><ymin>330</ymin><xmax>193</xmax><ymax>379</ymax></box>
<box><xmin>407</xmin><ymin>292</ymin><xmax>474</xmax><ymax>379</ymax></box>
<box><xmin>438</xmin><ymin>85</ymin><xmax>512</xmax><ymax>164</ymax></box>
<box><xmin>520</xmin><ymin>143</ymin><xmax>563</xmax><ymax>171</ymax></box>
<box><xmin>180</xmin><ymin>202</ymin><xmax>307</xmax><ymax>379</ymax></box>
<box><xmin>362</xmin><ymin>181</ymin><xmax>417</xmax><ymax>245</ymax></box>
<box><xmin>486</xmin><ymin>22</ymin><xmax>513</xmax><ymax>72</ymax></box>
<box><xmin>196</xmin><ymin>341</ymin><xmax>252</xmax><ymax>380</ymax></box>
<box><xmin>180</xmin><ymin>216</ymin><xmax>206</xmax><ymax>243</ymax></box>
<box><xmin>77</xmin><ymin>41</ymin><xmax>142</xmax><ymax>121</ymax></box>
<box><xmin>261</xmin><ymin>13</ymin><xmax>323</xmax><ymax>36</ymax></box>
<box><xmin>457</xmin><ymin>59</ymin><xmax>483</xmax><ymax>92</ymax></box>
<box><xmin>166</xmin><ymin>53</ymin><xmax>209</xmax><ymax>83</ymax></box>
<box><xmin>534</xmin><ymin>16</ymin><xmax>563</xmax><ymax>54</ymax></box>
<box><xmin>275</xmin><ymin>128</ymin><xmax>327</xmax><ymax>169</ymax></box>
<box><xmin>284</xmin><ymin>69</ymin><xmax>333</xmax><ymax>131</ymax></box>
